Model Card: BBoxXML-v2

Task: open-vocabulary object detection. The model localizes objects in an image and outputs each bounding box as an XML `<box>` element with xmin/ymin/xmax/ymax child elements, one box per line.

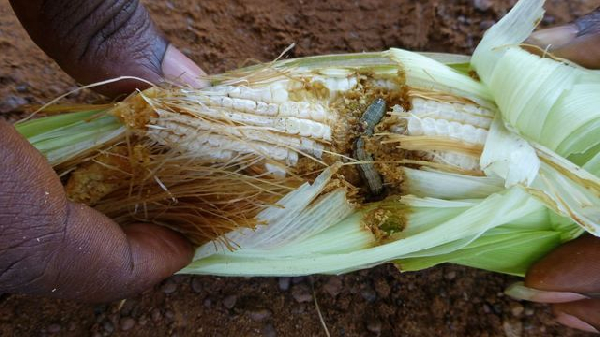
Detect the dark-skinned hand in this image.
<box><xmin>1</xmin><ymin>0</ymin><xmax>207</xmax><ymax>303</ymax></box>
<box><xmin>510</xmin><ymin>7</ymin><xmax>600</xmax><ymax>334</ymax></box>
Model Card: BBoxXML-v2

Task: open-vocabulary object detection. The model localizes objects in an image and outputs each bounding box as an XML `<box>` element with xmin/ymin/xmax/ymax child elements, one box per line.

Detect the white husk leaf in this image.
<box><xmin>193</xmin><ymin>166</ymin><xmax>355</xmax><ymax>259</ymax></box>
<box><xmin>471</xmin><ymin>0</ymin><xmax>545</xmax><ymax>82</ymax></box>
<box><xmin>530</xmin><ymin>145</ymin><xmax>600</xmax><ymax>235</ymax></box>
<box><xmin>546</xmin><ymin>84</ymin><xmax>600</xmax><ymax>157</ymax></box>
<box><xmin>480</xmin><ymin>116</ymin><xmax>540</xmax><ymax>187</ymax></box>
<box><xmin>473</xmin><ymin>0</ymin><xmax>600</xmax><ymax>235</ymax></box>
<box><xmin>489</xmin><ymin>48</ymin><xmax>582</xmax><ymax>138</ymax></box>
<box><xmin>403</xmin><ymin>167</ymin><xmax>504</xmax><ymax>199</ymax></box>
<box><xmin>386</xmin><ymin>48</ymin><xmax>495</xmax><ymax>108</ymax></box>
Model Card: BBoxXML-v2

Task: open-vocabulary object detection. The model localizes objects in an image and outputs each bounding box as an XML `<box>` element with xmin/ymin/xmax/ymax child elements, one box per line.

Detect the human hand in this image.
<box><xmin>8</xmin><ymin>0</ymin><xmax>207</xmax><ymax>97</ymax></box>
<box><xmin>508</xmin><ymin>8</ymin><xmax>600</xmax><ymax>333</ymax></box>
<box><xmin>0</xmin><ymin>120</ymin><xmax>193</xmax><ymax>303</ymax></box>
<box><xmin>507</xmin><ymin>236</ymin><xmax>600</xmax><ymax>334</ymax></box>
<box><xmin>0</xmin><ymin>0</ymin><xmax>202</xmax><ymax>303</ymax></box>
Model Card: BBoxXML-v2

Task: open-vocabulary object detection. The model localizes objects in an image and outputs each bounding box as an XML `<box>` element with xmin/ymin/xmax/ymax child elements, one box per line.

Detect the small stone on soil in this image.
<box><xmin>203</xmin><ymin>298</ymin><xmax>212</xmax><ymax>308</ymax></box>
<box><xmin>366</xmin><ymin>319</ymin><xmax>382</xmax><ymax>334</ymax></box>
<box><xmin>0</xmin><ymin>96</ymin><xmax>26</xmax><ymax>113</ymax></box>
<box><xmin>503</xmin><ymin>321</ymin><xmax>523</xmax><ymax>337</ymax></box>
<box><xmin>191</xmin><ymin>278</ymin><xmax>203</xmax><ymax>293</ymax></box>
<box><xmin>15</xmin><ymin>85</ymin><xmax>29</xmax><ymax>93</ymax></box>
<box><xmin>480</xmin><ymin>20</ymin><xmax>496</xmax><ymax>30</ymax></box>
<box><xmin>278</xmin><ymin>278</ymin><xmax>291</xmax><ymax>291</ymax></box>
<box><xmin>223</xmin><ymin>294</ymin><xmax>238</xmax><ymax>309</ymax></box>
<box><xmin>164</xmin><ymin>309</ymin><xmax>175</xmax><ymax>321</ymax></box>
<box><xmin>47</xmin><ymin>323</ymin><xmax>61</xmax><ymax>334</ymax></box>
<box><xmin>162</xmin><ymin>279</ymin><xmax>178</xmax><ymax>294</ymax></box>
<box><xmin>360</xmin><ymin>285</ymin><xmax>377</xmax><ymax>303</ymax></box>
<box><xmin>472</xmin><ymin>0</ymin><xmax>492</xmax><ymax>12</ymax></box>
<box><xmin>511</xmin><ymin>305</ymin><xmax>525</xmax><ymax>317</ymax></box>
<box><xmin>103</xmin><ymin>321</ymin><xmax>115</xmax><ymax>333</ymax></box>
<box><xmin>151</xmin><ymin>308</ymin><xmax>162</xmax><ymax>323</ymax></box>
<box><xmin>291</xmin><ymin>284</ymin><xmax>313</xmax><ymax>303</ymax></box>
<box><xmin>96</xmin><ymin>313</ymin><xmax>106</xmax><ymax>323</ymax></box>
<box><xmin>323</xmin><ymin>277</ymin><xmax>343</xmax><ymax>297</ymax></box>
<box><xmin>120</xmin><ymin>317</ymin><xmax>135</xmax><ymax>331</ymax></box>
<box><xmin>374</xmin><ymin>279</ymin><xmax>390</xmax><ymax>298</ymax></box>
<box><xmin>262</xmin><ymin>323</ymin><xmax>277</xmax><ymax>337</ymax></box>
<box><xmin>248</xmin><ymin>308</ymin><xmax>272</xmax><ymax>322</ymax></box>
<box><xmin>108</xmin><ymin>314</ymin><xmax>119</xmax><ymax>325</ymax></box>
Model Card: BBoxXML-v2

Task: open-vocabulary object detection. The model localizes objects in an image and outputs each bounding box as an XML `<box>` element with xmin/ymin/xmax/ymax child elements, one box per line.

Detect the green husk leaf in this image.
<box><xmin>398</xmin><ymin>209</ymin><xmax>580</xmax><ymax>276</ymax></box>
<box><xmin>16</xmin><ymin>109</ymin><xmax>125</xmax><ymax>166</ymax></box>
<box><xmin>584</xmin><ymin>151</ymin><xmax>600</xmax><ymax>177</ymax></box>
<box><xmin>182</xmin><ymin>189</ymin><xmax>548</xmax><ymax>277</ymax></box>
<box><xmin>16</xmin><ymin>109</ymin><xmax>107</xmax><ymax>138</ymax></box>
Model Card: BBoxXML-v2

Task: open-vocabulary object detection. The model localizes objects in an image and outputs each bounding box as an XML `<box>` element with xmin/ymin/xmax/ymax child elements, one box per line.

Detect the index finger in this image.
<box><xmin>528</xmin><ymin>8</ymin><xmax>600</xmax><ymax>69</ymax></box>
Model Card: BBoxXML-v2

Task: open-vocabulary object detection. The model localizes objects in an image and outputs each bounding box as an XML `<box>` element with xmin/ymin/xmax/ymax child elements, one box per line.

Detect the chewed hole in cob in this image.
<box><xmin>58</xmin><ymin>58</ymin><xmax>494</xmax><ymax>246</ymax></box>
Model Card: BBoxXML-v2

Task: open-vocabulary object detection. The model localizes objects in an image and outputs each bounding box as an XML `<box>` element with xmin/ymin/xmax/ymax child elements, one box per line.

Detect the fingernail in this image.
<box><xmin>505</xmin><ymin>282</ymin><xmax>589</xmax><ymax>303</ymax></box>
<box><xmin>162</xmin><ymin>45</ymin><xmax>209</xmax><ymax>88</ymax></box>
<box><xmin>527</xmin><ymin>25</ymin><xmax>579</xmax><ymax>49</ymax></box>
<box><xmin>556</xmin><ymin>312</ymin><xmax>599</xmax><ymax>333</ymax></box>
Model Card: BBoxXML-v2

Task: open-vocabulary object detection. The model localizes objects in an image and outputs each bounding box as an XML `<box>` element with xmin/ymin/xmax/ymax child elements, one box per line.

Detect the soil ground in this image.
<box><xmin>0</xmin><ymin>0</ymin><xmax>599</xmax><ymax>336</ymax></box>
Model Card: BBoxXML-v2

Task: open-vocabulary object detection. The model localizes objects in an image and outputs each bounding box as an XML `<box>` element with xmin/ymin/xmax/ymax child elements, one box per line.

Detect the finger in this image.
<box><xmin>505</xmin><ymin>282</ymin><xmax>587</xmax><ymax>304</ymax></box>
<box><xmin>554</xmin><ymin>299</ymin><xmax>600</xmax><ymax>334</ymax></box>
<box><xmin>0</xmin><ymin>121</ymin><xmax>193</xmax><ymax>303</ymax></box>
<box><xmin>9</xmin><ymin>0</ymin><xmax>207</xmax><ymax>97</ymax></box>
<box><xmin>524</xmin><ymin>235</ymin><xmax>600</xmax><ymax>297</ymax></box>
<box><xmin>527</xmin><ymin>8</ymin><xmax>600</xmax><ymax>69</ymax></box>
<box><xmin>0</xmin><ymin>120</ymin><xmax>69</xmax><ymax>294</ymax></box>
<box><xmin>163</xmin><ymin>44</ymin><xmax>209</xmax><ymax>89</ymax></box>
<box><xmin>39</xmin><ymin>204</ymin><xmax>193</xmax><ymax>303</ymax></box>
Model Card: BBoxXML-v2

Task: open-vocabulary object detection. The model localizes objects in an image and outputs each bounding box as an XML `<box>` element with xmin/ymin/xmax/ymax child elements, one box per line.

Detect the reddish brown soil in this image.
<box><xmin>0</xmin><ymin>0</ymin><xmax>598</xmax><ymax>336</ymax></box>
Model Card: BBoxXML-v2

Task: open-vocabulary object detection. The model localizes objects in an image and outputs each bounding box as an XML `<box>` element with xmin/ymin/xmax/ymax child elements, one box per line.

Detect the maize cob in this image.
<box><xmin>26</xmin><ymin>49</ymin><xmax>496</xmax><ymax>249</ymax></box>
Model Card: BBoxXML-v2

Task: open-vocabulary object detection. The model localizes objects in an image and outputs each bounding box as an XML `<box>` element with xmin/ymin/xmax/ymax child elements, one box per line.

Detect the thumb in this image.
<box><xmin>0</xmin><ymin>120</ymin><xmax>193</xmax><ymax>303</ymax></box>
<box><xmin>527</xmin><ymin>7</ymin><xmax>600</xmax><ymax>69</ymax></box>
<box><xmin>9</xmin><ymin>0</ymin><xmax>207</xmax><ymax>97</ymax></box>
<box><xmin>505</xmin><ymin>235</ymin><xmax>600</xmax><ymax>304</ymax></box>
<box><xmin>44</xmin><ymin>205</ymin><xmax>194</xmax><ymax>303</ymax></box>
<box><xmin>525</xmin><ymin>235</ymin><xmax>600</xmax><ymax>296</ymax></box>
<box><xmin>505</xmin><ymin>235</ymin><xmax>600</xmax><ymax>333</ymax></box>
